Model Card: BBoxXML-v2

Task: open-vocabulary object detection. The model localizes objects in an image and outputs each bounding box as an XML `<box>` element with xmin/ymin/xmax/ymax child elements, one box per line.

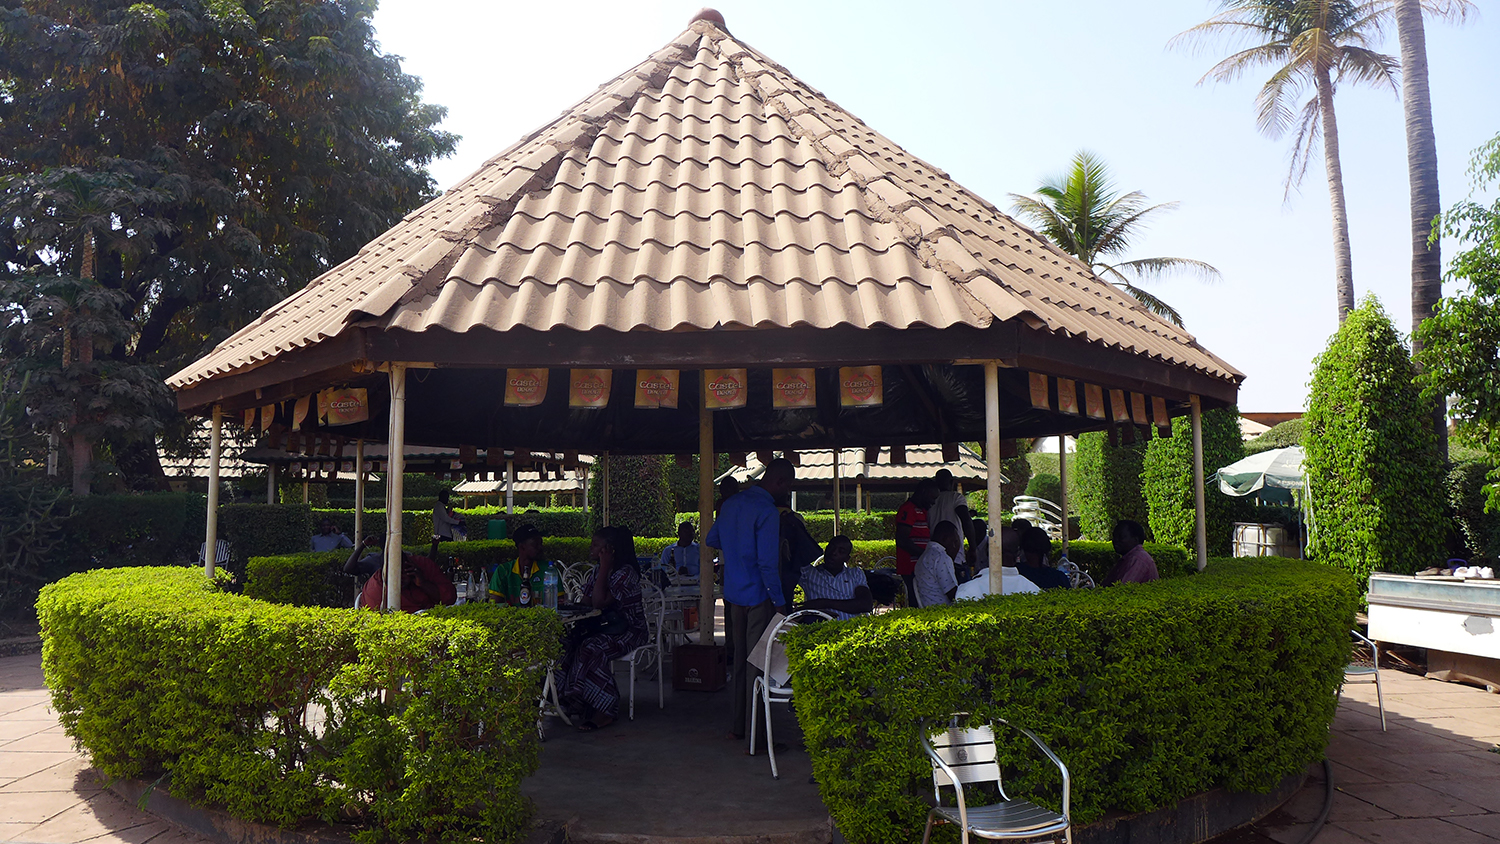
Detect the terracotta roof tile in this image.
<box><xmin>169</xmin><ymin>20</ymin><xmax>1239</xmax><ymax>390</ymax></box>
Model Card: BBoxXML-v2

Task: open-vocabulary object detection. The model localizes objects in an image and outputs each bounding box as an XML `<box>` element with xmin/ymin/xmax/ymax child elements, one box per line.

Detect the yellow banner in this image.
<box><xmin>504</xmin><ymin>369</ymin><xmax>549</xmax><ymax>407</ymax></box>
<box><xmin>838</xmin><ymin>366</ymin><xmax>883</xmax><ymax>407</ymax></box>
<box><xmin>704</xmin><ymin>369</ymin><xmax>749</xmax><ymax>410</ymax></box>
<box><xmin>634</xmin><ymin>370</ymin><xmax>680</xmax><ymax>409</ymax></box>
<box><xmin>1084</xmin><ymin>383</ymin><xmax>1105</xmax><ymax>420</ymax></box>
<box><xmin>1056</xmin><ymin>380</ymin><xmax>1079</xmax><ymax>416</ymax></box>
<box><xmin>322</xmin><ymin>388</ymin><xmax>369</xmax><ymax>426</ymax></box>
<box><xmin>1109</xmin><ymin>389</ymin><xmax>1131</xmax><ymax>423</ymax></box>
<box><xmin>1029</xmin><ymin>372</ymin><xmax>1050</xmax><ymax>410</ymax></box>
<box><xmin>771</xmin><ymin>368</ymin><xmax>816</xmax><ymax>408</ymax></box>
<box><xmin>569</xmin><ymin>369</ymin><xmax>612</xmax><ymax>408</ymax></box>
<box><xmin>1131</xmin><ymin>392</ymin><xmax>1148</xmax><ymax>425</ymax></box>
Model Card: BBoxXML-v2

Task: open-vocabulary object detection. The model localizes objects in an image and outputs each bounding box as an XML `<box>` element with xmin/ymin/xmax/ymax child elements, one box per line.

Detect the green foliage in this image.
<box><xmin>38</xmin><ymin>567</ymin><xmax>559</xmax><ymax>842</ymax></box>
<box><xmin>56</xmin><ymin>492</ymin><xmax>206</xmax><ymax>568</ymax></box>
<box><xmin>1025</xmin><ymin>472</ymin><xmax>1062</xmax><ymax>504</ymax></box>
<box><xmin>1074</xmin><ymin>432</ymin><xmax>1150</xmax><ymax>542</ymax></box>
<box><xmin>1306</xmin><ymin>297</ymin><xmax>1447</xmax><ymax>582</ymax></box>
<box><xmin>219</xmin><ymin>504</ymin><xmax>312</xmax><ymax>571</ymax></box>
<box><xmin>1417</xmin><ymin>133</ymin><xmax>1500</xmax><ymax>511</ymax></box>
<box><xmin>1245</xmin><ymin>418</ymin><xmax>1306</xmax><ymax>455</ymax></box>
<box><xmin>1449</xmin><ymin>460</ymin><xmax>1500</xmax><ymax>563</ymax></box>
<box><xmin>457</xmin><ymin>507</ymin><xmax>590</xmax><ymax>538</ymax></box>
<box><xmin>782</xmin><ymin>558</ymin><xmax>1357</xmax><ymax>842</ymax></box>
<box><xmin>1057</xmin><ymin>541</ymin><xmax>1194</xmax><ymax>582</ymax></box>
<box><xmin>244</xmin><ymin>551</ymin><xmax>357</xmax><ymax>608</ymax></box>
<box><xmin>1143</xmin><ymin>407</ymin><xmax>1249</xmax><ymax>555</ymax></box>
<box><xmin>587</xmin><ymin>456</ymin><xmax>673</xmax><ymax>537</ymax></box>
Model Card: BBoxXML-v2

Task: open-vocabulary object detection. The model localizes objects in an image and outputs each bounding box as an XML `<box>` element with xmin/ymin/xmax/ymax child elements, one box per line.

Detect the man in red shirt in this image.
<box><xmin>895</xmin><ymin>479</ymin><xmax>940</xmax><ymax>607</ymax></box>
<box><xmin>354</xmin><ymin>536</ymin><xmax>457</xmax><ymax>612</ymax></box>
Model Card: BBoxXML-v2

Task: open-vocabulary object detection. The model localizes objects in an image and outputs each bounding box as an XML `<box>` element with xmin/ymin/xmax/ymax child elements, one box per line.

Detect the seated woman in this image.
<box><xmin>559</xmin><ymin>525</ymin><xmax>649</xmax><ymax>732</ymax></box>
<box><xmin>1015</xmin><ymin>526</ymin><xmax>1072</xmax><ymax>591</ymax></box>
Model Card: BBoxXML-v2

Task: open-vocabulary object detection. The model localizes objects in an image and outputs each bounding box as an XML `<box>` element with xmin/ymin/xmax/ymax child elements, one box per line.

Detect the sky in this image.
<box><xmin>367</xmin><ymin>0</ymin><xmax>1500</xmax><ymax>413</ymax></box>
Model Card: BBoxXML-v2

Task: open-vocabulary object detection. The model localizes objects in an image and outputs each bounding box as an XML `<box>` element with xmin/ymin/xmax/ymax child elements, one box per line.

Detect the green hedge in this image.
<box><xmin>1450</xmin><ymin>459</ymin><xmax>1500</xmax><ymax>563</ymax></box>
<box><xmin>588</xmin><ymin>455</ymin><xmax>673</xmax><ymax>537</ymax></box>
<box><xmin>1058</xmin><ymin>541</ymin><xmax>1193</xmax><ymax>582</ymax></box>
<box><xmin>1074</xmin><ymin>432</ymin><xmax>1150</xmax><ymax>542</ymax></box>
<box><xmin>782</xmin><ymin>557</ymin><xmax>1357</xmax><ymax>842</ymax></box>
<box><xmin>56</xmin><ymin>491</ymin><xmax>206</xmax><ymax>570</ymax></box>
<box><xmin>38</xmin><ymin>566</ymin><xmax>560</xmax><ymax>843</ymax></box>
<box><xmin>1246</xmin><ymin>418</ymin><xmax>1305</xmax><ymax>455</ymax></box>
<box><xmin>1144</xmin><ymin>407</ymin><xmax>1249</xmax><ymax>556</ymax></box>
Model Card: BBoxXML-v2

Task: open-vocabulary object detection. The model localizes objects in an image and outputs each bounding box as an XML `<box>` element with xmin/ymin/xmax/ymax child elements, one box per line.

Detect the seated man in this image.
<box><xmin>489</xmin><ymin>524</ymin><xmax>555</xmax><ymax>608</ymax></box>
<box><xmin>1015</xmin><ymin>526</ymin><xmax>1071</xmax><ymax>590</ymax></box>
<box><xmin>658</xmin><ymin>521</ymin><xmax>701</xmax><ymax>579</ymax></box>
<box><xmin>311</xmin><ymin>518</ymin><xmax>354</xmax><ymax>553</ymax></box>
<box><xmin>798</xmin><ymin>535</ymin><xmax>873</xmax><ymax>620</ymax></box>
<box><xmin>349</xmin><ymin>535</ymin><xmax>456</xmax><ymax>612</ymax></box>
<box><xmin>914</xmin><ymin>521</ymin><xmax>963</xmax><ymax>608</ymax></box>
<box><xmin>1102</xmin><ymin>520</ymin><xmax>1159</xmax><ymax>585</ymax></box>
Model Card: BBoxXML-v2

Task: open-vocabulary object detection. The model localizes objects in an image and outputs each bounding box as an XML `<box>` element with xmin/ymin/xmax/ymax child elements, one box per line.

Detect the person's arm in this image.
<box><xmin>895</xmin><ymin>507</ymin><xmax>921</xmax><ymax>556</ymax></box>
<box><xmin>344</xmin><ymin>537</ymin><xmax>377</xmax><ymax>576</ymax></box>
<box><xmin>755</xmin><ymin>506</ymin><xmax>786</xmax><ymax>613</ymax></box>
<box><xmin>802</xmin><ymin>586</ymin><xmax>873</xmax><ymax>616</ymax></box>
<box><xmin>589</xmin><ymin>554</ymin><xmax>616</xmax><ymax>609</ymax></box>
<box><xmin>429</xmin><ymin>535</ymin><xmax>442</xmax><ymax>568</ymax></box>
<box><xmin>338</xmin><ymin>533</ymin><xmax>354</xmax><ymax>550</ymax></box>
<box><xmin>940</xmin><ymin>556</ymin><xmax>959</xmax><ymax>603</ymax></box>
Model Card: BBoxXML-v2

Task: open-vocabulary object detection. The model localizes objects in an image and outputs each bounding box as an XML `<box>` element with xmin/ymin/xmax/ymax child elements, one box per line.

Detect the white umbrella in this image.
<box><xmin>1217</xmin><ymin>447</ymin><xmax>1305</xmax><ymax>498</ymax></box>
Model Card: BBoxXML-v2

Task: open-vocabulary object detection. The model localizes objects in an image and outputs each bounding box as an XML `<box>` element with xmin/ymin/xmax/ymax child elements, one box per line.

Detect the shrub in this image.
<box><xmin>587</xmin><ymin>455</ymin><xmax>673</xmax><ymax>537</ymax></box>
<box><xmin>1245</xmin><ymin>418</ymin><xmax>1304</xmax><ymax>455</ymax></box>
<box><xmin>1057</xmin><ymin>541</ymin><xmax>1193</xmax><ymax>582</ymax></box>
<box><xmin>782</xmin><ymin>557</ymin><xmax>1357</xmax><ymax>842</ymax></box>
<box><xmin>1449</xmin><ymin>460</ymin><xmax>1500</xmax><ymax>563</ymax></box>
<box><xmin>1073</xmin><ymin>432</ymin><xmax>1149</xmax><ymax>542</ymax></box>
<box><xmin>37</xmin><ymin>567</ymin><xmax>560</xmax><ymax>843</ymax></box>
<box><xmin>1143</xmin><ymin>407</ymin><xmax>1249</xmax><ymax>556</ymax></box>
<box><xmin>1306</xmin><ymin>297</ymin><xmax>1447</xmax><ymax>582</ymax></box>
<box><xmin>55</xmin><ymin>491</ymin><xmax>206</xmax><ymax>570</ymax></box>
<box><xmin>1025</xmin><ymin>472</ymin><xmax>1062</xmax><ymax>504</ymax></box>
<box><xmin>219</xmin><ymin>503</ymin><xmax>312</xmax><ymax>569</ymax></box>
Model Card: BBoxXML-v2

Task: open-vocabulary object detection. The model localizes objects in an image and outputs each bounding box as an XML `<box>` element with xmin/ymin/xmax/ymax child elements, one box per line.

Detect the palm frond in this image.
<box><xmin>1284</xmin><ymin>95</ymin><xmax>1324</xmax><ymax>199</ymax></box>
<box><xmin>1115</xmin><ymin>282</ymin><xmax>1186</xmax><ymax>326</ymax></box>
<box><xmin>1093</xmin><ymin>201</ymin><xmax>1182</xmax><ymax>259</ymax></box>
<box><xmin>1334</xmin><ymin>45</ymin><xmax>1399</xmax><ymax>90</ymax></box>
<box><xmin>1114</xmin><ymin>257</ymin><xmax>1225</xmax><ymax>284</ymax></box>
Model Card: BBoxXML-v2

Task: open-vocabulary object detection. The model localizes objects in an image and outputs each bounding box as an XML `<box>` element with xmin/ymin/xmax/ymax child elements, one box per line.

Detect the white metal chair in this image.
<box><xmin>1056</xmin><ymin>559</ymin><xmax>1095</xmax><ymax>590</ymax></box>
<box><xmin>612</xmin><ymin>580</ymin><xmax>665</xmax><ymax>720</ymax></box>
<box><xmin>920</xmin><ymin>715</ymin><xmax>1073</xmax><ymax>844</ymax></box>
<box><xmin>1345</xmin><ymin>629</ymin><xmax>1386</xmax><ymax>731</ymax></box>
<box><xmin>749</xmin><ymin>609</ymin><xmax>831</xmax><ymax>778</ymax></box>
<box><xmin>1012</xmin><ymin>496</ymin><xmax>1064</xmax><ymax>541</ymax></box>
<box><xmin>559</xmin><ymin>562</ymin><xmax>592</xmax><ymax>603</ymax></box>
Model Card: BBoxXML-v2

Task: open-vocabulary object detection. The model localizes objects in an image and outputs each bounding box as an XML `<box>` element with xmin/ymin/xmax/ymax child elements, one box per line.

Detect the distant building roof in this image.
<box><xmin>726</xmin><ymin>443</ymin><xmax>990</xmax><ymax>488</ymax></box>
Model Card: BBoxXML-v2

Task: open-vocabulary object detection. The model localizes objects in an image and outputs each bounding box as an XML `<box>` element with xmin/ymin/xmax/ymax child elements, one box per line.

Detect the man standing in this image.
<box><xmin>895</xmin><ymin>479</ymin><xmax>939</xmax><ymax>607</ymax></box>
<box><xmin>707</xmin><ymin>458</ymin><xmax>793</xmax><ymax>744</ymax></box>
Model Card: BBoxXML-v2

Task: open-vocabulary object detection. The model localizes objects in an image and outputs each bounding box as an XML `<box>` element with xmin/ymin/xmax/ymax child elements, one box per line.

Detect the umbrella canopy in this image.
<box><xmin>1217</xmin><ymin>447</ymin><xmax>1305</xmax><ymax>498</ymax></box>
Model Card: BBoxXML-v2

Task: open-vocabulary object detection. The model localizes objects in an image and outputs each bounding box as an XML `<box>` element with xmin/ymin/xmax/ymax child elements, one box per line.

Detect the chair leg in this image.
<box><xmin>766</xmin><ymin>691</ymin><xmax>779</xmax><ymax>779</ymax></box>
<box><xmin>748</xmin><ymin>678</ymin><xmax>760</xmax><ymax>757</ymax></box>
<box><xmin>921</xmin><ymin>810</ymin><xmax>937</xmax><ymax>844</ymax></box>
<box><xmin>657</xmin><ymin>641</ymin><xmax>664</xmax><ymax>709</ymax></box>
<box><xmin>1374</xmin><ymin>664</ymin><xmax>1386</xmax><ymax>732</ymax></box>
<box><xmin>629</xmin><ymin>655</ymin><xmax>637</xmax><ymax>721</ymax></box>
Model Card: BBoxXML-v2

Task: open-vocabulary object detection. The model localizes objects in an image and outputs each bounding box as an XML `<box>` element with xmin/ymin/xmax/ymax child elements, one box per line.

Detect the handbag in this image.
<box><xmin>574</xmin><ymin>608</ymin><xmax>629</xmax><ymax>637</ymax></box>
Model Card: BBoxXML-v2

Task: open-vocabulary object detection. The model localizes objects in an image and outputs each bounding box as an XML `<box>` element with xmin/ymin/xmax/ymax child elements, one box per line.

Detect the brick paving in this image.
<box><xmin>5</xmin><ymin>649</ymin><xmax>1500</xmax><ymax>843</ymax></box>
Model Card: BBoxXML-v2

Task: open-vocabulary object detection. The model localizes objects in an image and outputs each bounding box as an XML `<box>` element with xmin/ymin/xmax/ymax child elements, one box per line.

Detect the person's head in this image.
<box><xmin>972</xmin><ymin>517</ymin><xmax>988</xmax><ymax>540</ymax></box>
<box><xmin>914</xmin><ymin>478</ymin><xmax>941</xmax><ymax>509</ymax></box>
<box><xmin>824</xmin><ymin>535</ymin><xmax>853</xmax><ymax>571</ymax></box>
<box><xmin>719</xmin><ymin>476</ymin><xmax>741</xmax><ymax>502</ymax></box>
<box><xmin>934</xmin><ymin>468</ymin><xmax>956</xmax><ymax>492</ymax></box>
<box><xmin>1011</xmin><ymin>517</ymin><xmax>1032</xmax><ymax>533</ymax></box>
<box><xmin>319</xmin><ymin>518</ymin><xmax>337</xmax><ymax>535</ymax></box>
<box><xmin>677</xmin><ymin>521</ymin><xmax>696</xmax><ymax>545</ymax></box>
<box><xmin>932</xmin><ymin>520</ymin><xmax>962</xmax><ymax>557</ymax></box>
<box><xmin>999</xmin><ymin>525</ymin><xmax>1020</xmax><ymax>566</ymax></box>
<box><xmin>760</xmin><ymin>458</ymin><xmax>796</xmax><ymax>499</ymax></box>
<box><xmin>438</xmin><ymin>489</ymin><xmax>452</xmax><ymax>505</ymax></box>
<box><xmin>512</xmin><ymin>524</ymin><xmax>543</xmax><ymax>562</ymax></box>
<box><xmin>591</xmin><ymin>525</ymin><xmax>638</xmax><ymax>571</ymax></box>
<box><xmin>1112</xmin><ymin>520</ymin><xmax>1147</xmax><ymax>556</ymax></box>
<box><xmin>1020</xmin><ymin>527</ymin><xmax>1053</xmax><ymax>565</ymax></box>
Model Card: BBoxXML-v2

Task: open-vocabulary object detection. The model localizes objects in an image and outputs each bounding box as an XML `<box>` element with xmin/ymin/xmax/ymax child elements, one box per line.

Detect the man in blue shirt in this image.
<box><xmin>707</xmin><ymin>458</ymin><xmax>793</xmax><ymax>743</ymax></box>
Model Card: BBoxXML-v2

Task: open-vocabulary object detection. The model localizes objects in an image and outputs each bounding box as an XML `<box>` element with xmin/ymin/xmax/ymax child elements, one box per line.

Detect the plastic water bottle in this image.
<box><xmin>542</xmin><ymin>566</ymin><xmax>559</xmax><ymax>610</ymax></box>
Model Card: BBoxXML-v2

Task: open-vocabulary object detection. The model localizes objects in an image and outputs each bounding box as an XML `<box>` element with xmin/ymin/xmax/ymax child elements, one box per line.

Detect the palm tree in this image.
<box><xmin>1173</xmin><ymin>0</ymin><xmax>1398</xmax><ymax>323</ymax></box>
<box><xmin>1009</xmin><ymin>151</ymin><xmax>1221</xmax><ymax>326</ymax></box>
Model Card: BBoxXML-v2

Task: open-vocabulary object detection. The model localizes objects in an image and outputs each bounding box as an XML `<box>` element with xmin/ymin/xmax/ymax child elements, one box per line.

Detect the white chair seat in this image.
<box><xmin>931</xmin><ymin>800</ymin><xmax>1069</xmax><ymax>837</ymax></box>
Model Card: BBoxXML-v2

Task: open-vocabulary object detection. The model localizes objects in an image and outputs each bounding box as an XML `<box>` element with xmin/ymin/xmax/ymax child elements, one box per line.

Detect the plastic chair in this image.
<box><xmin>1345</xmin><ymin>629</ymin><xmax>1386</xmax><ymax>731</ymax></box>
<box><xmin>749</xmin><ymin>609</ymin><xmax>831</xmax><ymax>778</ymax></box>
<box><xmin>920</xmin><ymin>715</ymin><xmax>1072</xmax><ymax>844</ymax></box>
<box><xmin>612</xmin><ymin>580</ymin><xmax>665</xmax><ymax>720</ymax></box>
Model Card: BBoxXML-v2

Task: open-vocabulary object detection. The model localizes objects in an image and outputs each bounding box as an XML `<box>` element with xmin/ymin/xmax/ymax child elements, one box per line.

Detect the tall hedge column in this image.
<box><xmin>385</xmin><ymin>364</ymin><xmax>408</xmax><ymax>611</ymax></box>
<box><xmin>698</xmin><ymin>374</ymin><xmax>715</xmax><ymax>645</ymax></box>
<box><xmin>204</xmin><ymin>404</ymin><xmax>223</xmax><ymax>577</ymax></box>
<box><xmin>1190</xmin><ymin>395</ymin><xmax>1208</xmax><ymax>570</ymax></box>
<box><xmin>985</xmin><ymin>363</ymin><xmax>1004</xmax><ymax>595</ymax></box>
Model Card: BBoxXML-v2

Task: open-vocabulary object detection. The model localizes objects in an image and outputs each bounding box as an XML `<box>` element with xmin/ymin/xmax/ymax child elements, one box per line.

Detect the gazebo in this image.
<box><xmin>167</xmin><ymin>10</ymin><xmax>1242</xmax><ymax>624</ymax></box>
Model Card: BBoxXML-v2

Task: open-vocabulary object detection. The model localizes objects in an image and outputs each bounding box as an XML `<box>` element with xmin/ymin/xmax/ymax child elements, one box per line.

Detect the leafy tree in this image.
<box><xmin>1416</xmin><ymin>133</ymin><xmax>1500</xmax><ymax>511</ymax></box>
<box><xmin>1143</xmin><ymin>406</ymin><xmax>1249</xmax><ymax>556</ymax></box>
<box><xmin>1024</xmin><ymin>473</ymin><xmax>1062</xmax><ymax>506</ymax></box>
<box><xmin>0</xmin><ymin>0</ymin><xmax>457</xmax><ymax>489</ymax></box>
<box><xmin>1009</xmin><ymin>151</ymin><xmax>1220</xmax><ymax>325</ymax></box>
<box><xmin>1073</xmin><ymin>432</ymin><xmax>1150</xmax><ymax>542</ymax></box>
<box><xmin>588</xmin><ymin>455</ymin><xmax>674</xmax><ymax>538</ymax></box>
<box><xmin>0</xmin><ymin>371</ymin><xmax>71</xmax><ymax>627</ymax></box>
<box><xmin>1245</xmin><ymin>417</ymin><xmax>1306</xmax><ymax>454</ymax></box>
<box><xmin>1174</xmin><ymin>0</ymin><xmax>1400</xmax><ymax>322</ymax></box>
<box><xmin>1307</xmin><ymin>296</ymin><xmax>1445</xmax><ymax>582</ymax></box>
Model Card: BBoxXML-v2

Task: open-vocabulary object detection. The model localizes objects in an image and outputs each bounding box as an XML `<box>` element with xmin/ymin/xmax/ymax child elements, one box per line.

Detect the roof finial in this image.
<box><xmin>690</xmin><ymin>8</ymin><xmax>728</xmax><ymax>32</ymax></box>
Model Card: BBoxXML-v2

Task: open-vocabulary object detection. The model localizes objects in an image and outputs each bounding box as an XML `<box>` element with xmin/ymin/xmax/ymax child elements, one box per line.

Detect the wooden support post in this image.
<box><xmin>985</xmin><ymin>364</ymin><xmax>1003</xmax><ymax>596</ymax></box>
<box><xmin>204</xmin><ymin>405</ymin><xmax>223</xmax><ymax>578</ymax></box>
<box><xmin>856</xmin><ymin>482</ymin><xmax>863</xmax><ymax>512</ymax></box>
<box><xmin>385</xmin><ymin>365</ymin><xmax>407</xmax><ymax>612</ymax></box>
<box><xmin>1190</xmin><ymin>395</ymin><xmax>1208</xmax><ymax>571</ymax></box>
<box><xmin>1058</xmin><ymin>435</ymin><xmax>1070</xmax><ymax>559</ymax></box>
<box><xmin>602</xmin><ymin>452</ymin><xmax>611</xmax><ymax>525</ymax></box>
<box><xmin>698</xmin><ymin>376</ymin><xmax>715</xmax><ymax>645</ymax></box>
<box><xmin>354</xmin><ymin>439</ymin><xmax>365</xmax><ymax>543</ymax></box>
<box><xmin>505</xmin><ymin>458</ymin><xmax>515</xmax><ymax>514</ymax></box>
<box><xmin>265</xmin><ymin>461</ymin><xmax>276</xmax><ymax>504</ymax></box>
<box><xmin>831</xmin><ymin>447</ymin><xmax>842</xmax><ymax>535</ymax></box>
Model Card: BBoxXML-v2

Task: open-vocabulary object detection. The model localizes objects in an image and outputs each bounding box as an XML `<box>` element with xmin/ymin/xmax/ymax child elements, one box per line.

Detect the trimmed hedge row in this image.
<box><xmin>1061</xmin><ymin>541</ymin><xmax>1194</xmax><ymax>582</ymax></box>
<box><xmin>38</xmin><ymin>567</ymin><xmax>561</xmax><ymax>843</ymax></box>
<box><xmin>782</xmin><ymin>557</ymin><xmax>1358</xmax><ymax>842</ymax></box>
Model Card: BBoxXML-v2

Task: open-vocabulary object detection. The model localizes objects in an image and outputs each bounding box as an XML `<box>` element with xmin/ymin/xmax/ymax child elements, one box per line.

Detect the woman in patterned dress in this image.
<box><xmin>560</xmin><ymin>525</ymin><xmax>648</xmax><ymax>731</ymax></box>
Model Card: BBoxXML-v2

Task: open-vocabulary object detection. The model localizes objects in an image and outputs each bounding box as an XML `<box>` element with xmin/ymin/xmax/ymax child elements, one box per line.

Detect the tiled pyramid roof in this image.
<box><xmin>169</xmin><ymin>17</ymin><xmax>1240</xmax><ymax>391</ymax></box>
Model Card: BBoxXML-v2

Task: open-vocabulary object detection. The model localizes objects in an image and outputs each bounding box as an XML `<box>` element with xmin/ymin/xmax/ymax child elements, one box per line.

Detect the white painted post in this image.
<box><xmin>385</xmin><ymin>365</ymin><xmax>408</xmax><ymax>611</ymax></box>
<box><xmin>831</xmin><ymin>447</ymin><xmax>841</xmax><ymax>535</ymax></box>
<box><xmin>505</xmin><ymin>458</ymin><xmax>515</xmax><ymax>514</ymax></box>
<box><xmin>699</xmin><ymin>377</ymin><xmax>715</xmax><ymax>645</ymax></box>
<box><xmin>602</xmin><ymin>452</ymin><xmax>610</xmax><ymax>525</ymax></box>
<box><xmin>354</xmin><ymin>439</ymin><xmax>365</xmax><ymax>543</ymax></box>
<box><xmin>266</xmin><ymin>461</ymin><xmax>276</xmax><ymax>504</ymax></box>
<box><xmin>856</xmin><ymin>483</ymin><xmax>863</xmax><ymax>512</ymax></box>
<box><xmin>204</xmin><ymin>405</ymin><xmax>223</xmax><ymax>578</ymax></box>
<box><xmin>985</xmin><ymin>364</ymin><xmax>1003</xmax><ymax>596</ymax></box>
<box><xmin>1058</xmin><ymin>435</ymin><xmax>1070</xmax><ymax>559</ymax></box>
<box><xmin>1191</xmin><ymin>395</ymin><xmax>1209</xmax><ymax>571</ymax></box>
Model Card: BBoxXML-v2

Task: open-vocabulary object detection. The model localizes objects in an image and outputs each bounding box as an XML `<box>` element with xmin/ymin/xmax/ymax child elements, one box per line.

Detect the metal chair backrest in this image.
<box><xmin>762</xmin><ymin>609</ymin><xmax>831</xmax><ymax>689</ymax></box>
<box><xmin>927</xmin><ymin>721</ymin><xmax>1004</xmax><ymax>799</ymax></box>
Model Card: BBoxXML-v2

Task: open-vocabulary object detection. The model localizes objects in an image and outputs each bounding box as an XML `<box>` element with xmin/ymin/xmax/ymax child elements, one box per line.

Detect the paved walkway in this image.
<box><xmin>7</xmin><ymin>648</ymin><xmax>1500</xmax><ymax>844</ymax></box>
